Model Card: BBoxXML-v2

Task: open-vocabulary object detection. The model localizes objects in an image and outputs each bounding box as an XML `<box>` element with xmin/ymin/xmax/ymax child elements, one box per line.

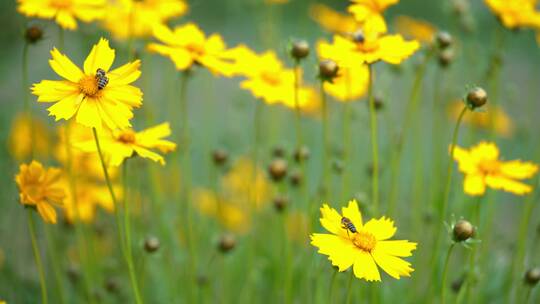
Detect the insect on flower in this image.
<box><xmin>95</xmin><ymin>68</ymin><xmax>109</xmax><ymax>90</ymax></box>
<box><xmin>341</xmin><ymin>216</ymin><xmax>357</xmax><ymax>235</ymax></box>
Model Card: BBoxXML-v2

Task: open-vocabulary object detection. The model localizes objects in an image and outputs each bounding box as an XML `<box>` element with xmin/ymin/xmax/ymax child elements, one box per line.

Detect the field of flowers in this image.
<box><xmin>1</xmin><ymin>0</ymin><xmax>540</xmax><ymax>303</ymax></box>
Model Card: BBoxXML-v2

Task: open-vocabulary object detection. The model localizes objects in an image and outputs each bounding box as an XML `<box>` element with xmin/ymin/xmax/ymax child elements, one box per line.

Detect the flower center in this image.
<box><xmin>186</xmin><ymin>43</ymin><xmax>205</xmax><ymax>56</ymax></box>
<box><xmin>79</xmin><ymin>75</ymin><xmax>101</xmax><ymax>97</ymax></box>
<box><xmin>352</xmin><ymin>231</ymin><xmax>377</xmax><ymax>252</ymax></box>
<box><xmin>356</xmin><ymin>40</ymin><xmax>380</xmax><ymax>53</ymax></box>
<box><xmin>261</xmin><ymin>71</ymin><xmax>281</xmax><ymax>86</ymax></box>
<box><xmin>50</xmin><ymin>0</ymin><xmax>72</xmax><ymax>9</ymax></box>
<box><xmin>479</xmin><ymin>159</ymin><xmax>500</xmax><ymax>175</ymax></box>
<box><xmin>117</xmin><ymin>129</ymin><xmax>136</xmax><ymax>144</ymax></box>
<box><xmin>25</xmin><ymin>184</ymin><xmax>45</xmax><ymax>202</ymax></box>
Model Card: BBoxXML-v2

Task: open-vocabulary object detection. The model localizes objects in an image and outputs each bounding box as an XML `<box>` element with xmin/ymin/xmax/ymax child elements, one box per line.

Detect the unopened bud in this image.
<box><xmin>319</xmin><ymin>60</ymin><xmax>339</xmax><ymax>80</ymax></box>
<box><xmin>273</xmin><ymin>196</ymin><xmax>289</xmax><ymax>212</ymax></box>
<box><xmin>218</xmin><ymin>233</ymin><xmax>236</xmax><ymax>253</ymax></box>
<box><xmin>525</xmin><ymin>267</ymin><xmax>540</xmax><ymax>286</ymax></box>
<box><xmin>25</xmin><ymin>25</ymin><xmax>43</xmax><ymax>44</ymax></box>
<box><xmin>294</xmin><ymin>146</ymin><xmax>310</xmax><ymax>163</ymax></box>
<box><xmin>290</xmin><ymin>40</ymin><xmax>310</xmax><ymax>60</ymax></box>
<box><xmin>453</xmin><ymin>220</ymin><xmax>475</xmax><ymax>242</ymax></box>
<box><xmin>438</xmin><ymin>48</ymin><xmax>455</xmax><ymax>68</ymax></box>
<box><xmin>268</xmin><ymin>158</ymin><xmax>288</xmax><ymax>182</ymax></box>
<box><xmin>466</xmin><ymin>87</ymin><xmax>488</xmax><ymax>109</ymax></box>
<box><xmin>436</xmin><ymin>31</ymin><xmax>453</xmax><ymax>49</ymax></box>
<box><xmin>212</xmin><ymin>149</ymin><xmax>228</xmax><ymax>166</ymax></box>
<box><xmin>144</xmin><ymin>236</ymin><xmax>160</xmax><ymax>253</ymax></box>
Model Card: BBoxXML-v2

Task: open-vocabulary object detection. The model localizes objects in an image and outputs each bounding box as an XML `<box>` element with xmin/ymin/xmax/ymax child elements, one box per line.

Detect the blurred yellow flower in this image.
<box><xmin>102</xmin><ymin>0</ymin><xmax>188</xmax><ymax>40</ymax></box>
<box><xmin>311</xmin><ymin>200</ymin><xmax>416</xmax><ymax>281</ymax></box>
<box><xmin>193</xmin><ymin>189</ymin><xmax>250</xmax><ymax>234</ymax></box>
<box><xmin>32</xmin><ymin>38</ymin><xmax>143</xmax><ymax>130</ymax></box>
<box><xmin>309</xmin><ymin>4</ymin><xmax>358</xmax><ymax>35</ymax></box>
<box><xmin>317</xmin><ymin>37</ymin><xmax>370</xmax><ymax>101</ymax></box>
<box><xmin>348</xmin><ymin>0</ymin><xmax>399</xmax><ymax>34</ymax></box>
<box><xmin>447</xmin><ymin>101</ymin><xmax>514</xmax><ymax>137</ymax></box>
<box><xmin>148</xmin><ymin>23</ymin><xmax>235</xmax><ymax>76</ymax></box>
<box><xmin>61</xmin><ymin>178</ymin><xmax>116</xmax><ymax>223</ymax></box>
<box><xmin>394</xmin><ymin>15</ymin><xmax>436</xmax><ymax>44</ymax></box>
<box><xmin>453</xmin><ymin>141</ymin><xmax>539</xmax><ymax>196</ymax></box>
<box><xmin>15</xmin><ymin>161</ymin><xmax>65</xmax><ymax>224</ymax></box>
<box><xmin>76</xmin><ymin>122</ymin><xmax>176</xmax><ymax>166</ymax></box>
<box><xmin>484</xmin><ymin>0</ymin><xmax>540</xmax><ymax>29</ymax></box>
<box><xmin>8</xmin><ymin>113</ymin><xmax>50</xmax><ymax>161</ymax></box>
<box><xmin>287</xmin><ymin>211</ymin><xmax>309</xmax><ymax>244</ymax></box>
<box><xmin>17</xmin><ymin>0</ymin><xmax>105</xmax><ymax>30</ymax></box>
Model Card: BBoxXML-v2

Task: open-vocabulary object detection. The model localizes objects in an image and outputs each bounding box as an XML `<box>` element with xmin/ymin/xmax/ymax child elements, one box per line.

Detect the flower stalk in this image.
<box><xmin>27</xmin><ymin>209</ymin><xmax>48</xmax><ymax>304</ymax></box>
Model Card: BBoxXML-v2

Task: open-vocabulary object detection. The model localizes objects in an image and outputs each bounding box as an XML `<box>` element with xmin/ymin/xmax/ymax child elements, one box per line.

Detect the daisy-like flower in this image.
<box><xmin>147</xmin><ymin>23</ymin><xmax>235</xmax><ymax>76</ymax></box>
<box><xmin>348</xmin><ymin>0</ymin><xmax>399</xmax><ymax>34</ymax></box>
<box><xmin>193</xmin><ymin>189</ymin><xmax>250</xmax><ymax>234</ymax></box>
<box><xmin>102</xmin><ymin>0</ymin><xmax>188</xmax><ymax>40</ymax></box>
<box><xmin>311</xmin><ymin>200</ymin><xmax>416</xmax><ymax>281</ymax></box>
<box><xmin>394</xmin><ymin>16</ymin><xmax>437</xmax><ymax>45</ymax></box>
<box><xmin>76</xmin><ymin>122</ymin><xmax>176</xmax><ymax>166</ymax></box>
<box><xmin>447</xmin><ymin>101</ymin><xmax>514</xmax><ymax>137</ymax></box>
<box><xmin>484</xmin><ymin>0</ymin><xmax>540</xmax><ymax>29</ymax></box>
<box><xmin>17</xmin><ymin>0</ymin><xmax>105</xmax><ymax>30</ymax></box>
<box><xmin>32</xmin><ymin>38</ymin><xmax>143</xmax><ymax>131</ymax></box>
<box><xmin>453</xmin><ymin>141</ymin><xmax>539</xmax><ymax>196</ymax></box>
<box><xmin>15</xmin><ymin>161</ymin><xmax>65</xmax><ymax>224</ymax></box>
<box><xmin>8</xmin><ymin>113</ymin><xmax>50</xmax><ymax>161</ymax></box>
<box><xmin>309</xmin><ymin>4</ymin><xmax>359</xmax><ymax>35</ymax></box>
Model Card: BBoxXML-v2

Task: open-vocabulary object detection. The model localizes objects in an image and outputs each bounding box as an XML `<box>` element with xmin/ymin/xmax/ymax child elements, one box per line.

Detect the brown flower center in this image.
<box><xmin>356</xmin><ymin>40</ymin><xmax>380</xmax><ymax>53</ymax></box>
<box><xmin>79</xmin><ymin>75</ymin><xmax>101</xmax><ymax>97</ymax></box>
<box><xmin>352</xmin><ymin>231</ymin><xmax>377</xmax><ymax>252</ymax></box>
<box><xmin>118</xmin><ymin>129</ymin><xmax>136</xmax><ymax>144</ymax></box>
<box><xmin>186</xmin><ymin>43</ymin><xmax>205</xmax><ymax>56</ymax></box>
<box><xmin>50</xmin><ymin>0</ymin><xmax>72</xmax><ymax>9</ymax></box>
<box><xmin>479</xmin><ymin>159</ymin><xmax>501</xmax><ymax>175</ymax></box>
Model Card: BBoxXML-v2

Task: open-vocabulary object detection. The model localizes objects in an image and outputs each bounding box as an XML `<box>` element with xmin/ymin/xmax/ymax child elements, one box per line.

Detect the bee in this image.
<box><xmin>341</xmin><ymin>217</ymin><xmax>357</xmax><ymax>235</ymax></box>
<box><xmin>95</xmin><ymin>68</ymin><xmax>109</xmax><ymax>90</ymax></box>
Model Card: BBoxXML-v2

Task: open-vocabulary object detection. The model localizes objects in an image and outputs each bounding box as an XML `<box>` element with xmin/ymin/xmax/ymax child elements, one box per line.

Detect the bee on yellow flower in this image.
<box><xmin>75</xmin><ymin>122</ymin><xmax>176</xmax><ymax>166</ymax></box>
<box><xmin>147</xmin><ymin>23</ymin><xmax>236</xmax><ymax>76</ymax></box>
<box><xmin>311</xmin><ymin>200</ymin><xmax>417</xmax><ymax>281</ymax></box>
<box><xmin>102</xmin><ymin>0</ymin><xmax>188</xmax><ymax>40</ymax></box>
<box><xmin>394</xmin><ymin>15</ymin><xmax>437</xmax><ymax>45</ymax></box>
<box><xmin>15</xmin><ymin>161</ymin><xmax>66</xmax><ymax>224</ymax></box>
<box><xmin>348</xmin><ymin>0</ymin><xmax>400</xmax><ymax>34</ymax></box>
<box><xmin>32</xmin><ymin>38</ymin><xmax>143</xmax><ymax>131</ymax></box>
<box><xmin>453</xmin><ymin>141</ymin><xmax>539</xmax><ymax>196</ymax></box>
<box><xmin>484</xmin><ymin>0</ymin><xmax>540</xmax><ymax>29</ymax></box>
<box><xmin>447</xmin><ymin>101</ymin><xmax>514</xmax><ymax>137</ymax></box>
<box><xmin>309</xmin><ymin>4</ymin><xmax>359</xmax><ymax>35</ymax></box>
<box><xmin>17</xmin><ymin>0</ymin><xmax>105</xmax><ymax>30</ymax></box>
<box><xmin>8</xmin><ymin>113</ymin><xmax>50</xmax><ymax>161</ymax></box>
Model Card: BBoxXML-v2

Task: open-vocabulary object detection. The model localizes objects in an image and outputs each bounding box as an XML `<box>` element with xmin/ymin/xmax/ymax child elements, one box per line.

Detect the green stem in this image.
<box><xmin>367</xmin><ymin>64</ymin><xmax>379</xmax><ymax>215</ymax></box>
<box><xmin>21</xmin><ymin>41</ymin><xmax>36</xmax><ymax>159</ymax></box>
<box><xmin>328</xmin><ymin>268</ymin><xmax>338</xmax><ymax>303</ymax></box>
<box><xmin>27</xmin><ymin>209</ymin><xmax>48</xmax><ymax>304</ymax></box>
<box><xmin>341</xmin><ymin>69</ymin><xmax>353</xmax><ymax>202</ymax></box>
<box><xmin>320</xmin><ymin>79</ymin><xmax>330</xmax><ymax>202</ymax></box>
<box><xmin>293</xmin><ymin>61</ymin><xmax>303</xmax><ymax>151</ymax></box>
<box><xmin>57</xmin><ymin>26</ymin><xmax>64</xmax><ymax>50</ymax></box>
<box><xmin>524</xmin><ymin>286</ymin><xmax>532</xmax><ymax>304</ymax></box>
<box><xmin>345</xmin><ymin>270</ymin><xmax>354</xmax><ymax>304</ymax></box>
<box><xmin>92</xmin><ymin>128</ymin><xmax>143</xmax><ymax>304</ymax></box>
<box><xmin>463</xmin><ymin>197</ymin><xmax>483</xmax><ymax>302</ymax></box>
<box><xmin>441</xmin><ymin>243</ymin><xmax>455</xmax><ymax>304</ymax></box>
<box><xmin>43</xmin><ymin>226</ymin><xmax>66</xmax><ymax>304</ymax></box>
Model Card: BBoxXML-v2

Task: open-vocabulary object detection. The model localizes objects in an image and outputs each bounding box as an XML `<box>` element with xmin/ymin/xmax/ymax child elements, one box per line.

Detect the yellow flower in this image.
<box><xmin>447</xmin><ymin>101</ymin><xmax>514</xmax><ymax>137</ymax></box>
<box><xmin>17</xmin><ymin>0</ymin><xmax>105</xmax><ymax>30</ymax></box>
<box><xmin>287</xmin><ymin>211</ymin><xmax>309</xmax><ymax>244</ymax></box>
<box><xmin>317</xmin><ymin>37</ymin><xmax>370</xmax><ymax>102</ymax></box>
<box><xmin>309</xmin><ymin>4</ymin><xmax>359</xmax><ymax>35</ymax></box>
<box><xmin>15</xmin><ymin>161</ymin><xmax>66</xmax><ymax>224</ymax></box>
<box><xmin>102</xmin><ymin>0</ymin><xmax>188</xmax><ymax>40</ymax></box>
<box><xmin>394</xmin><ymin>15</ymin><xmax>437</xmax><ymax>45</ymax></box>
<box><xmin>147</xmin><ymin>23</ymin><xmax>235</xmax><ymax>76</ymax></box>
<box><xmin>484</xmin><ymin>0</ymin><xmax>540</xmax><ymax>29</ymax></box>
<box><xmin>311</xmin><ymin>200</ymin><xmax>416</xmax><ymax>281</ymax></box>
<box><xmin>62</xmin><ymin>178</ymin><xmax>116</xmax><ymax>223</ymax></box>
<box><xmin>193</xmin><ymin>189</ymin><xmax>250</xmax><ymax>234</ymax></box>
<box><xmin>348</xmin><ymin>0</ymin><xmax>400</xmax><ymax>34</ymax></box>
<box><xmin>32</xmin><ymin>38</ymin><xmax>143</xmax><ymax>131</ymax></box>
<box><xmin>76</xmin><ymin>122</ymin><xmax>176</xmax><ymax>166</ymax></box>
<box><xmin>453</xmin><ymin>141</ymin><xmax>539</xmax><ymax>196</ymax></box>
<box><xmin>8</xmin><ymin>113</ymin><xmax>50</xmax><ymax>161</ymax></box>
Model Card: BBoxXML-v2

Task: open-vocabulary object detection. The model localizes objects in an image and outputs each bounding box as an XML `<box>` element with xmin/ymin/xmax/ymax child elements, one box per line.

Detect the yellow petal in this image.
<box><xmin>32</xmin><ymin>80</ymin><xmax>79</xmax><ymax>102</ymax></box>
<box><xmin>133</xmin><ymin>146</ymin><xmax>165</xmax><ymax>165</ymax></box>
<box><xmin>310</xmin><ymin>233</ymin><xmax>356</xmax><ymax>271</ymax></box>
<box><xmin>453</xmin><ymin>145</ymin><xmax>478</xmax><ymax>174</ymax></box>
<box><xmin>362</xmin><ymin>217</ymin><xmax>396</xmax><ymax>240</ymax></box>
<box><xmin>49</xmin><ymin>48</ymin><xmax>84</xmax><ymax>82</ymax></box>
<box><xmin>97</xmin><ymin>97</ymin><xmax>134</xmax><ymax>130</ymax></box>
<box><xmin>377</xmin><ymin>35</ymin><xmax>420</xmax><ymax>65</ymax></box>
<box><xmin>147</xmin><ymin>43</ymin><xmax>193</xmax><ymax>70</ymax></box>
<box><xmin>499</xmin><ymin>160</ymin><xmax>539</xmax><ymax>179</ymax></box>
<box><xmin>76</xmin><ymin>99</ymin><xmax>102</xmax><ymax>130</ymax></box>
<box><xmin>319</xmin><ymin>204</ymin><xmax>347</xmax><ymax>237</ymax></box>
<box><xmin>37</xmin><ymin>202</ymin><xmax>57</xmax><ymax>224</ymax></box>
<box><xmin>463</xmin><ymin>174</ymin><xmax>486</xmax><ymax>196</ymax></box>
<box><xmin>84</xmin><ymin>38</ymin><xmax>115</xmax><ymax>74</ymax></box>
<box><xmin>371</xmin><ymin>248</ymin><xmax>414</xmax><ymax>279</ymax></box>
<box><xmin>56</xmin><ymin>10</ymin><xmax>77</xmax><ymax>30</ymax></box>
<box><xmin>47</xmin><ymin>93</ymin><xmax>84</xmax><ymax>121</ymax></box>
<box><xmin>108</xmin><ymin>60</ymin><xmax>142</xmax><ymax>86</ymax></box>
<box><xmin>485</xmin><ymin>175</ymin><xmax>532</xmax><ymax>195</ymax></box>
<box><xmin>341</xmin><ymin>199</ymin><xmax>363</xmax><ymax>228</ymax></box>
<box><xmin>353</xmin><ymin>251</ymin><xmax>381</xmax><ymax>281</ymax></box>
<box><xmin>376</xmin><ymin>240</ymin><xmax>417</xmax><ymax>257</ymax></box>
<box><xmin>470</xmin><ymin>141</ymin><xmax>499</xmax><ymax>161</ymax></box>
<box><xmin>104</xmin><ymin>85</ymin><xmax>143</xmax><ymax>108</ymax></box>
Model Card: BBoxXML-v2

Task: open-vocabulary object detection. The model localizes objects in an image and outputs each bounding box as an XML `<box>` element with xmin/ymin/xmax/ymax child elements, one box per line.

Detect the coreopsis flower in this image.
<box><xmin>62</xmin><ymin>179</ymin><xmax>115</xmax><ymax>223</ymax></box>
<box><xmin>317</xmin><ymin>37</ymin><xmax>369</xmax><ymax>101</ymax></box>
<box><xmin>76</xmin><ymin>122</ymin><xmax>176</xmax><ymax>166</ymax></box>
<box><xmin>193</xmin><ymin>189</ymin><xmax>250</xmax><ymax>234</ymax></box>
<box><xmin>348</xmin><ymin>0</ymin><xmax>399</xmax><ymax>34</ymax></box>
<box><xmin>147</xmin><ymin>23</ymin><xmax>235</xmax><ymax>76</ymax></box>
<box><xmin>8</xmin><ymin>113</ymin><xmax>50</xmax><ymax>161</ymax></box>
<box><xmin>311</xmin><ymin>200</ymin><xmax>416</xmax><ymax>281</ymax></box>
<box><xmin>394</xmin><ymin>16</ymin><xmax>437</xmax><ymax>45</ymax></box>
<box><xmin>484</xmin><ymin>0</ymin><xmax>540</xmax><ymax>29</ymax></box>
<box><xmin>309</xmin><ymin>4</ymin><xmax>359</xmax><ymax>35</ymax></box>
<box><xmin>102</xmin><ymin>0</ymin><xmax>188</xmax><ymax>40</ymax></box>
<box><xmin>32</xmin><ymin>38</ymin><xmax>143</xmax><ymax>131</ymax></box>
<box><xmin>447</xmin><ymin>101</ymin><xmax>514</xmax><ymax>137</ymax></box>
<box><xmin>453</xmin><ymin>141</ymin><xmax>539</xmax><ymax>196</ymax></box>
<box><xmin>15</xmin><ymin>161</ymin><xmax>65</xmax><ymax>224</ymax></box>
<box><xmin>17</xmin><ymin>0</ymin><xmax>105</xmax><ymax>30</ymax></box>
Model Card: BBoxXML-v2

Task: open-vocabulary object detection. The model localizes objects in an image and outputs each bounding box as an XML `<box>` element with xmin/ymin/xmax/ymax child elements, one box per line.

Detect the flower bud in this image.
<box><xmin>25</xmin><ymin>25</ymin><xmax>43</xmax><ymax>44</ymax></box>
<box><xmin>525</xmin><ymin>267</ymin><xmax>540</xmax><ymax>286</ymax></box>
<box><xmin>268</xmin><ymin>158</ymin><xmax>288</xmax><ymax>182</ymax></box>
<box><xmin>294</xmin><ymin>146</ymin><xmax>310</xmax><ymax>163</ymax></box>
<box><xmin>144</xmin><ymin>236</ymin><xmax>160</xmax><ymax>253</ymax></box>
<box><xmin>290</xmin><ymin>170</ymin><xmax>303</xmax><ymax>186</ymax></box>
<box><xmin>436</xmin><ymin>31</ymin><xmax>453</xmax><ymax>49</ymax></box>
<box><xmin>319</xmin><ymin>60</ymin><xmax>339</xmax><ymax>80</ymax></box>
<box><xmin>290</xmin><ymin>40</ymin><xmax>310</xmax><ymax>60</ymax></box>
<box><xmin>218</xmin><ymin>233</ymin><xmax>236</xmax><ymax>253</ymax></box>
<box><xmin>332</xmin><ymin>160</ymin><xmax>344</xmax><ymax>174</ymax></box>
<box><xmin>105</xmin><ymin>277</ymin><xmax>120</xmax><ymax>294</ymax></box>
<box><xmin>438</xmin><ymin>48</ymin><xmax>455</xmax><ymax>68</ymax></box>
<box><xmin>374</xmin><ymin>96</ymin><xmax>384</xmax><ymax>111</ymax></box>
<box><xmin>272</xmin><ymin>145</ymin><xmax>286</xmax><ymax>158</ymax></box>
<box><xmin>273</xmin><ymin>195</ymin><xmax>289</xmax><ymax>212</ymax></box>
<box><xmin>466</xmin><ymin>87</ymin><xmax>488</xmax><ymax>109</ymax></box>
<box><xmin>212</xmin><ymin>148</ymin><xmax>228</xmax><ymax>166</ymax></box>
<box><xmin>453</xmin><ymin>219</ymin><xmax>475</xmax><ymax>242</ymax></box>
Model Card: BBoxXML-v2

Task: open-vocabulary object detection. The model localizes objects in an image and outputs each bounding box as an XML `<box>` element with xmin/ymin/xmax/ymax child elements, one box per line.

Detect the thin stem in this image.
<box><xmin>524</xmin><ymin>286</ymin><xmax>532</xmax><ymax>304</ymax></box>
<box><xmin>57</xmin><ymin>26</ymin><xmax>64</xmax><ymax>50</ymax></box>
<box><xmin>463</xmin><ymin>197</ymin><xmax>483</xmax><ymax>302</ymax></box>
<box><xmin>43</xmin><ymin>226</ymin><xmax>66</xmax><ymax>304</ymax></box>
<box><xmin>441</xmin><ymin>243</ymin><xmax>455</xmax><ymax>304</ymax></box>
<box><xmin>345</xmin><ymin>270</ymin><xmax>354</xmax><ymax>304</ymax></box>
<box><xmin>21</xmin><ymin>41</ymin><xmax>36</xmax><ymax>159</ymax></box>
<box><xmin>328</xmin><ymin>268</ymin><xmax>338</xmax><ymax>303</ymax></box>
<box><xmin>27</xmin><ymin>209</ymin><xmax>48</xmax><ymax>304</ymax></box>
<box><xmin>367</xmin><ymin>64</ymin><xmax>379</xmax><ymax>214</ymax></box>
<box><xmin>320</xmin><ymin>79</ymin><xmax>330</xmax><ymax>202</ymax></box>
<box><xmin>293</xmin><ymin>60</ymin><xmax>303</xmax><ymax>150</ymax></box>
<box><xmin>92</xmin><ymin>128</ymin><xmax>143</xmax><ymax>304</ymax></box>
